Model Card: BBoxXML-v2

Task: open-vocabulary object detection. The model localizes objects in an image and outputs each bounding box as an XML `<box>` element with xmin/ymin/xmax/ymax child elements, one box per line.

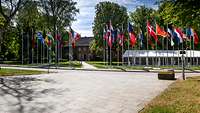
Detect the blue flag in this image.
<box><xmin>37</xmin><ymin>32</ymin><xmax>45</xmax><ymax>44</ymax></box>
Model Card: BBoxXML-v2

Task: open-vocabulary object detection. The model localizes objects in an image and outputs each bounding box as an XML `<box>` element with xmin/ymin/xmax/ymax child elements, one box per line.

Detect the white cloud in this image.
<box><xmin>72</xmin><ymin>0</ymin><xmax>158</xmax><ymax>37</ymax></box>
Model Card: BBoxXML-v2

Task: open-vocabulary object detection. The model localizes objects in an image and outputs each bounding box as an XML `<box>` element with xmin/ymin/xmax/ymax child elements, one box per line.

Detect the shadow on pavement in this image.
<box><xmin>0</xmin><ymin>76</ymin><xmax>56</xmax><ymax>113</ymax></box>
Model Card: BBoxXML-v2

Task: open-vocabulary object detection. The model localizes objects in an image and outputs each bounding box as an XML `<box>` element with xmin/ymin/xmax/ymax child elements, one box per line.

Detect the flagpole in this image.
<box><xmin>146</xmin><ymin>20</ymin><xmax>149</xmax><ymax>66</ymax></box>
<box><xmin>110</xmin><ymin>45</ymin><xmax>112</xmax><ymax>67</ymax></box>
<box><xmin>22</xmin><ymin>29</ymin><xmax>24</xmax><ymax>65</ymax></box>
<box><xmin>68</xmin><ymin>31</ymin><xmax>70</xmax><ymax>67</ymax></box>
<box><xmin>27</xmin><ymin>32</ymin><xmax>29</xmax><ymax>64</ymax></box>
<box><xmin>193</xmin><ymin>34</ymin><xmax>195</xmax><ymax>66</ymax></box>
<box><xmin>162</xmin><ymin>37</ymin><xmax>164</xmax><ymax>66</ymax></box>
<box><xmin>41</xmin><ymin>40</ymin><xmax>42</xmax><ymax>64</ymax></box>
<box><xmin>155</xmin><ymin>20</ymin><xmax>158</xmax><ymax>67</ymax></box>
<box><xmin>128</xmin><ymin>22</ymin><xmax>130</xmax><ymax>66</ymax></box>
<box><xmin>43</xmin><ymin>40</ymin><xmax>45</xmax><ymax>64</ymax></box>
<box><xmin>37</xmin><ymin>36</ymin><xmax>38</xmax><ymax>64</ymax></box>
<box><xmin>167</xmin><ymin>36</ymin><xmax>169</xmax><ymax>66</ymax></box>
<box><xmin>106</xmin><ymin>34</ymin><xmax>108</xmax><ymax>67</ymax></box>
<box><xmin>139</xmin><ymin>33</ymin><xmax>141</xmax><ymax>66</ymax></box>
<box><xmin>122</xmin><ymin>24</ymin><xmax>124</xmax><ymax>66</ymax></box>
<box><xmin>55</xmin><ymin>28</ymin><xmax>58</xmax><ymax>69</ymax></box>
<box><xmin>190</xmin><ymin>35</ymin><xmax>192</xmax><ymax>67</ymax></box>
<box><xmin>32</xmin><ymin>28</ymin><xmax>34</xmax><ymax>64</ymax></box>
<box><xmin>103</xmin><ymin>27</ymin><xmax>106</xmax><ymax>66</ymax></box>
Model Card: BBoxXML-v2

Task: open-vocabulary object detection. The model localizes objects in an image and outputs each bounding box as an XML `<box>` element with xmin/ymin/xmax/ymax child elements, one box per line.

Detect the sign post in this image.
<box><xmin>180</xmin><ymin>50</ymin><xmax>186</xmax><ymax>80</ymax></box>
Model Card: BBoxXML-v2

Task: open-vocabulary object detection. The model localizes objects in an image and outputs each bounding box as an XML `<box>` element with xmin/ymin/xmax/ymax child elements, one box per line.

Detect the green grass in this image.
<box><xmin>87</xmin><ymin>61</ymin><xmax>200</xmax><ymax>71</ymax></box>
<box><xmin>140</xmin><ymin>76</ymin><xmax>200</xmax><ymax>113</ymax></box>
<box><xmin>0</xmin><ymin>68</ymin><xmax>46</xmax><ymax>76</ymax></box>
<box><xmin>1</xmin><ymin>60</ymin><xmax>82</xmax><ymax>68</ymax></box>
<box><xmin>58</xmin><ymin>61</ymin><xmax>82</xmax><ymax>68</ymax></box>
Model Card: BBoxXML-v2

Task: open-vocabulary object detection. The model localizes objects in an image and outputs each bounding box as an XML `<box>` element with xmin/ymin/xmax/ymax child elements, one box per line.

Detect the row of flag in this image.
<box><xmin>102</xmin><ymin>20</ymin><xmax>199</xmax><ymax>49</ymax></box>
<box><xmin>31</xmin><ymin>28</ymin><xmax>81</xmax><ymax>49</ymax></box>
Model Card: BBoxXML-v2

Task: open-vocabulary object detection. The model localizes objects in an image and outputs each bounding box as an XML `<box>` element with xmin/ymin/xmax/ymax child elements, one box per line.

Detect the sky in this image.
<box><xmin>72</xmin><ymin>0</ymin><xmax>158</xmax><ymax>37</ymax></box>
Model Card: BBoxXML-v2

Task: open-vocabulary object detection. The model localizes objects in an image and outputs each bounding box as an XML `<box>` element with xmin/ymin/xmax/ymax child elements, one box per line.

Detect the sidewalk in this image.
<box><xmin>81</xmin><ymin>61</ymin><xmax>97</xmax><ymax>69</ymax></box>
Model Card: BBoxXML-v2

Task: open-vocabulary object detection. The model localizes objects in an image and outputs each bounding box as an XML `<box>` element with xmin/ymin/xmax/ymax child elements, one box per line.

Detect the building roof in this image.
<box><xmin>123</xmin><ymin>50</ymin><xmax>200</xmax><ymax>58</ymax></box>
<box><xmin>75</xmin><ymin>37</ymin><xmax>93</xmax><ymax>47</ymax></box>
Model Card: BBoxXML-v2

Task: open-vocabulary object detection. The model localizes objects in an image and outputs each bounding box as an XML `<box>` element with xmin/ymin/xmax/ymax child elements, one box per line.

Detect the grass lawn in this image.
<box><xmin>1</xmin><ymin>61</ymin><xmax>82</xmax><ymax>68</ymax></box>
<box><xmin>0</xmin><ymin>68</ymin><xmax>46</xmax><ymax>76</ymax></box>
<box><xmin>87</xmin><ymin>61</ymin><xmax>200</xmax><ymax>71</ymax></box>
<box><xmin>58</xmin><ymin>61</ymin><xmax>82</xmax><ymax>68</ymax></box>
<box><xmin>140</xmin><ymin>76</ymin><xmax>200</xmax><ymax>113</ymax></box>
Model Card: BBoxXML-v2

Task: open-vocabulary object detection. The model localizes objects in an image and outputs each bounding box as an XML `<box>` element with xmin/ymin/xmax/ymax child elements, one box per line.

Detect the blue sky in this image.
<box><xmin>72</xmin><ymin>0</ymin><xmax>158</xmax><ymax>37</ymax></box>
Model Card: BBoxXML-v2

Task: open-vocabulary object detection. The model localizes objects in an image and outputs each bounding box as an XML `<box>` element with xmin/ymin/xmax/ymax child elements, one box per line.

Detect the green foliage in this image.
<box><xmin>89</xmin><ymin>39</ymin><xmax>103</xmax><ymax>55</ymax></box>
<box><xmin>130</xmin><ymin>6</ymin><xmax>155</xmax><ymax>49</ymax></box>
<box><xmin>0</xmin><ymin>27</ymin><xmax>20</xmax><ymax>60</ymax></box>
<box><xmin>92</xmin><ymin>1</ymin><xmax>128</xmax><ymax>50</ymax></box>
<box><xmin>40</xmin><ymin>0</ymin><xmax>79</xmax><ymax>32</ymax></box>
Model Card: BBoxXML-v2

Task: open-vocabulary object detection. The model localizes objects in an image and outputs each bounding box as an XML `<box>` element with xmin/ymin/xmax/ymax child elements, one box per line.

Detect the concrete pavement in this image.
<box><xmin>0</xmin><ymin>68</ymin><xmax>178</xmax><ymax>113</ymax></box>
<box><xmin>81</xmin><ymin>61</ymin><xmax>98</xmax><ymax>70</ymax></box>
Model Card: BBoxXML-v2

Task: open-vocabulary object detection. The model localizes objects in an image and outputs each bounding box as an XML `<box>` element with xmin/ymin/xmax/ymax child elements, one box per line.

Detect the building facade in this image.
<box><xmin>63</xmin><ymin>37</ymin><xmax>94</xmax><ymax>61</ymax></box>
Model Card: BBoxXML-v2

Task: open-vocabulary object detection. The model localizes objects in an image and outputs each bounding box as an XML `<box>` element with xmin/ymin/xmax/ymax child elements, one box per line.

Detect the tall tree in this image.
<box><xmin>93</xmin><ymin>1</ymin><xmax>128</xmax><ymax>49</ymax></box>
<box><xmin>0</xmin><ymin>0</ymin><xmax>28</xmax><ymax>54</ymax></box>
<box><xmin>130</xmin><ymin>6</ymin><xmax>155</xmax><ymax>49</ymax></box>
<box><xmin>39</xmin><ymin>0</ymin><xmax>79</xmax><ymax>34</ymax></box>
<box><xmin>0</xmin><ymin>0</ymin><xmax>28</xmax><ymax>27</ymax></box>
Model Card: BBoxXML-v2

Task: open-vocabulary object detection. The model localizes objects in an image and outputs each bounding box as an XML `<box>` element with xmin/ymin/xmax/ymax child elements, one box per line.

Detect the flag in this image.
<box><xmin>186</xmin><ymin>28</ymin><xmax>192</xmax><ymax>38</ymax></box>
<box><xmin>167</xmin><ymin>28</ymin><xmax>174</xmax><ymax>46</ymax></box>
<box><xmin>112</xmin><ymin>29</ymin><xmax>117</xmax><ymax>44</ymax></box>
<box><xmin>74</xmin><ymin>32</ymin><xmax>81</xmax><ymax>41</ymax></box>
<box><xmin>147</xmin><ymin>21</ymin><xmax>158</xmax><ymax>42</ymax></box>
<box><xmin>156</xmin><ymin>24</ymin><xmax>168</xmax><ymax>37</ymax></box>
<box><xmin>46</xmin><ymin>32</ymin><xmax>54</xmax><ymax>46</ymax></box>
<box><xmin>69</xmin><ymin>27</ymin><xmax>81</xmax><ymax>48</ymax></box>
<box><xmin>138</xmin><ymin>29</ymin><xmax>144</xmax><ymax>48</ymax></box>
<box><xmin>63</xmin><ymin>31</ymin><xmax>70</xmax><ymax>41</ymax></box>
<box><xmin>37</xmin><ymin>32</ymin><xmax>45</xmax><ymax>44</ymax></box>
<box><xmin>187</xmin><ymin>28</ymin><xmax>199</xmax><ymax>45</ymax></box>
<box><xmin>117</xmin><ymin>29</ymin><xmax>124</xmax><ymax>46</ymax></box>
<box><xmin>128</xmin><ymin>22</ymin><xmax>137</xmax><ymax>47</ymax></box>
<box><xmin>107</xmin><ymin>20</ymin><xmax>113</xmax><ymax>48</ymax></box>
<box><xmin>174</xmin><ymin>28</ymin><xmax>183</xmax><ymax>44</ymax></box>
<box><xmin>193</xmin><ymin>30</ymin><xmax>199</xmax><ymax>45</ymax></box>
<box><xmin>103</xmin><ymin>27</ymin><xmax>107</xmax><ymax>40</ymax></box>
<box><xmin>45</xmin><ymin>36</ymin><xmax>49</xmax><ymax>46</ymax></box>
<box><xmin>55</xmin><ymin>33</ymin><xmax>61</xmax><ymax>41</ymax></box>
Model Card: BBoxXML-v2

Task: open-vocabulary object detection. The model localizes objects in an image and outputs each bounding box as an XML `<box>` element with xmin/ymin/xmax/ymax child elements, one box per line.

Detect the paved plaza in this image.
<box><xmin>0</xmin><ymin>69</ymin><xmax>180</xmax><ymax>113</ymax></box>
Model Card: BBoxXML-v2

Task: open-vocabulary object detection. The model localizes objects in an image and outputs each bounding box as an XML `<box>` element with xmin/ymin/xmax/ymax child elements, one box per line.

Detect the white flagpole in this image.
<box><xmin>110</xmin><ymin>44</ymin><xmax>112</xmax><ymax>66</ymax></box>
<box><xmin>27</xmin><ymin>32</ymin><xmax>29</xmax><ymax>64</ymax></box>
<box><xmin>122</xmin><ymin>24</ymin><xmax>124</xmax><ymax>66</ymax></box>
<box><xmin>146</xmin><ymin>21</ymin><xmax>149</xmax><ymax>66</ymax></box>
<box><xmin>22</xmin><ymin>30</ymin><xmax>24</xmax><ymax>65</ymax></box>
<box><xmin>193</xmin><ymin>34</ymin><xmax>195</xmax><ymax>66</ymax></box>
<box><xmin>103</xmin><ymin>28</ymin><xmax>106</xmax><ymax>66</ymax></box>
<box><xmin>37</xmin><ymin>35</ymin><xmax>38</xmax><ymax>64</ymax></box>
<box><xmin>32</xmin><ymin>29</ymin><xmax>34</xmax><ymax>64</ymax></box>
<box><xmin>128</xmin><ymin>23</ymin><xmax>130</xmax><ymax>66</ymax></box>
<box><xmin>190</xmin><ymin>36</ymin><xmax>192</xmax><ymax>67</ymax></box>
<box><xmin>41</xmin><ymin>40</ymin><xmax>42</xmax><ymax>64</ymax></box>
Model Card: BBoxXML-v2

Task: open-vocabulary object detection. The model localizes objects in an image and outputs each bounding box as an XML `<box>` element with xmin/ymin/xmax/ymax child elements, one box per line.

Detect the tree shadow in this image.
<box><xmin>0</xmin><ymin>76</ymin><xmax>57</xmax><ymax>113</ymax></box>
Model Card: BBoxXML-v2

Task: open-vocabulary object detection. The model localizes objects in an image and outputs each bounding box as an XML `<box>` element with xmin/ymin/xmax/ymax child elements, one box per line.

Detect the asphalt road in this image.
<box><xmin>0</xmin><ymin>70</ymin><xmax>175</xmax><ymax>113</ymax></box>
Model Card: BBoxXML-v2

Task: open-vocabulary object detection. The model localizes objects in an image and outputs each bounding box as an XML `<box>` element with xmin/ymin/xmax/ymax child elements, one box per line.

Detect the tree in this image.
<box><xmin>39</xmin><ymin>0</ymin><xmax>79</xmax><ymax>34</ymax></box>
<box><xmin>0</xmin><ymin>0</ymin><xmax>28</xmax><ymax>27</ymax></box>
<box><xmin>92</xmin><ymin>1</ymin><xmax>128</xmax><ymax>50</ymax></box>
<box><xmin>130</xmin><ymin>6</ymin><xmax>155</xmax><ymax>49</ymax></box>
<box><xmin>0</xmin><ymin>0</ymin><xmax>28</xmax><ymax>56</ymax></box>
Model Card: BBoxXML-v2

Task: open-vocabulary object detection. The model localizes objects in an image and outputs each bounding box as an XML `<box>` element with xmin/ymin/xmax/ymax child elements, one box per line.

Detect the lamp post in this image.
<box><xmin>180</xmin><ymin>50</ymin><xmax>186</xmax><ymax>80</ymax></box>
